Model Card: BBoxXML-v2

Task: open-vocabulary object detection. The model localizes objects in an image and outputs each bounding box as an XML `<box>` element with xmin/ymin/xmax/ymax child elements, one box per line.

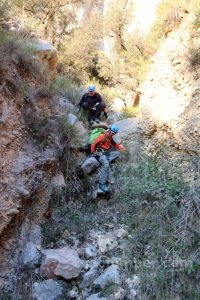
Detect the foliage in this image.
<box><xmin>104</xmin><ymin>0</ymin><xmax>134</xmax><ymax>51</ymax></box>
<box><xmin>25</xmin><ymin>111</ymin><xmax>51</xmax><ymax>147</ymax></box>
<box><xmin>120</xmin><ymin>106</ymin><xmax>138</xmax><ymax>119</ymax></box>
<box><xmin>192</xmin><ymin>0</ymin><xmax>200</xmax><ymax>29</ymax></box>
<box><xmin>0</xmin><ymin>30</ymin><xmax>44</xmax><ymax>78</ymax></box>
<box><xmin>189</xmin><ymin>46</ymin><xmax>200</xmax><ymax>68</ymax></box>
<box><xmin>50</xmin><ymin>75</ymin><xmax>82</xmax><ymax>105</ymax></box>
<box><xmin>147</xmin><ymin>0</ymin><xmax>189</xmax><ymax>51</ymax></box>
<box><xmin>115</xmin><ymin>151</ymin><xmax>200</xmax><ymax>299</ymax></box>
<box><xmin>60</xmin><ymin>10</ymin><xmax>103</xmax><ymax>82</ymax></box>
<box><xmin>0</xmin><ymin>1</ymin><xmax>9</xmax><ymax>27</ymax></box>
<box><xmin>8</xmin><ymin>0</ymin><xmax>81</xmax><ymax>46</ymax></box>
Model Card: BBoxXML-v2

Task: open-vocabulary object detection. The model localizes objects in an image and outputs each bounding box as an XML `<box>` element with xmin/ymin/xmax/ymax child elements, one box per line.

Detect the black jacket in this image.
<box><xmin>79</xmin><ymin>92</ymin><xmax>105</xmax><ymax>108</ymax></box>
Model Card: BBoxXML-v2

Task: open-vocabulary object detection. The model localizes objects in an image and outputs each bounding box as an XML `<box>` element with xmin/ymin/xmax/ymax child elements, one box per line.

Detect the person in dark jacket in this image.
<box><xmin>78</xmin><ymin>84</ymin><xmax>106</xmax><ymax>124</ymax></box>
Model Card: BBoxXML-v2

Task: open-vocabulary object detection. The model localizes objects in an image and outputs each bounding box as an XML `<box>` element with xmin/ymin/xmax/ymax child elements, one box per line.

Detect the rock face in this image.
<box><xmin>138</xmin><ymin>16</ymin><xmax>200</xmax><ymax>155</ymax></box>
<box><xmin>34</xmin><ymin>39</ymin><xmax>58</xmax><ymax>80</ymax></box>
<box><xmin>20</xmin><ymin>224</ymin><xmax>42</xmax><ymax>267</ymax></box>
<box><xmin>41</xmin><ymin>247</ymin><xmax>83</xmax><ymax>280</ymax></box>
<box><xmin>33</xmin><ymin>279</ymin><xmax>64</xmax><ymax>300</ymax></box>
<box><xmin>94</xmin><ymin>264</ymin><xmax>121</xmax><ymax>289</ymax></box>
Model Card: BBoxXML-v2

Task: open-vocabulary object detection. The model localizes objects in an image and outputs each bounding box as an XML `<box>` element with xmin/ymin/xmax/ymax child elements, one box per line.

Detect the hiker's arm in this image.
<box><xmin>111</xmin><ymin>139</ymin><xmax>125</xmax><ymax>152</ymax></box>
<box><xmin>98</xmin><ymin>93</ymin><xmax>106</xmax><ymax>108</ymax></box>
<box><xmin>90</xmin><ymin>134</ymin><xmax>105</xmax><ymax>153</ymax></box>
<box><xmin>78</xmin><ymin>94</ymin><xmax>86</xmax><ymax>107</ymax></box>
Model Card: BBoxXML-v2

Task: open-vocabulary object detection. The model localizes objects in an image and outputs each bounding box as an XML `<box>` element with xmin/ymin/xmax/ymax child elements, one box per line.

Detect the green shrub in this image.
<box><xmin>147</xmin><ymin>0</ymin><xmax>189</xmax><ymax>51</ymax></box>
<box><xmin>0</xmin><ymin>31</ymin><xmax>44</xmax><ymax>81</ymax></box>
<box><xmin>120</xmin><ymin>106</ymin><xmax>139</xmax><ymax>119</ymax></box>
<box><xmin>115</xmin><ymin>152</ymin><xmax>200</xmax><ymax>299</ymax></box>
<box><xmin>50</xmin><ymin>75</ymin><xmax>82</xmax><ymax>105</ymax></box>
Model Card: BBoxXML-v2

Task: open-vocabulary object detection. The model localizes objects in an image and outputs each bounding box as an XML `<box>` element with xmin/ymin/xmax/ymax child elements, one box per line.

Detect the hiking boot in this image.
<box><xmin>89</xmin><ymin>120</ymin><xmax>94</xmax><ymax>126</ymax></box>
<box><xmin>88</xmin><ymin>116</ymin><xmax>95</xmax><ymax>125</ymax></box>
<box><xmin>99</xmin><ymin>183</ymin><xmax>109</xmax><ymax>193</ymax></box>
<box><xmin>95</xmin><ymin>118</ymin><xmax>100</xmax><ymax>123</ymax></box>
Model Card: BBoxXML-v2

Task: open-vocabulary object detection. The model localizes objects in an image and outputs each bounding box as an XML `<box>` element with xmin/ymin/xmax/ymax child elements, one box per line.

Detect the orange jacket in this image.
<box><xmin>91</xmin><ymin>131</ymin><xmax>124</xmax><ymax>153</ymax></box>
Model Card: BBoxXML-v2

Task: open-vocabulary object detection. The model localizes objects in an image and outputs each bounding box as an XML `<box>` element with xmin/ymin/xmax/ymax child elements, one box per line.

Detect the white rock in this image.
<box><xmin>94</xmin><ymin>265</ymin><xmax>120</xmax><ymax>289</ymax></box>
<box><xmin>111</xmin><ymin>97</ymin><xmax>125</xmax><ymax>112</ymax></box>
<box><xmin>52</xmin><ymin>173</ymin><xmax>65</xmax><ymax>187</ymax></box>
<box><xmin>81</xmin><ymin>260</ymin><xmax>100</xmax><ymax>288</ymax></box>
<box><xmin>114</xmin><ymin>228</ymin><xmax>127</xmax><ymax>239</ymax></box>
<box><xmin>86</xmin><ymin>294</ymin><xmax>107</xmax><ymax>300</ymax></box>
<box><xmin>85</xmin><ymin>244</ymin><xmax>98</xmax><ymax>258</ymax></box>
<box><xmin>114</xmin><ymin>288</ymin><xmax>126</xmax><ymax>300</ymax></box>
<box><xmin>97</xmin><ymin>234</ymin><xmax>118</xmax><ymax>253</ymax></box>
<box><xmin>21</xmin><ymin>224</ymin><xmax>41</xmax><ymax>267</ymax></box>
<box><xmin>33</xmin><ymin>279</ymin><xmax>64</xmax><ymax>300</ymax></box>
<box><xmin>41</xmin><ymin>247</ymin><xmax>83</xmax><ymax>280</ymax></box>
<box><xmin>67</xmin><ymin>113</ymin><xmax>77</xmax><ymax>125</ymax></box>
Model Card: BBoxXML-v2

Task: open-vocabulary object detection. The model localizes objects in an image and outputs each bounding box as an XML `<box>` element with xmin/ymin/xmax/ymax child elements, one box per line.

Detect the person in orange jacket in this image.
<box><xmin>90</xmin><ymin>124</ymin><xmax>125</xmax><ymax>193</ymax></box>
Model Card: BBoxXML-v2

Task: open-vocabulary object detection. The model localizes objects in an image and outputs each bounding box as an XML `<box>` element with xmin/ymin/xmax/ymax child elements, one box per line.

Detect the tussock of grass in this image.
<box><xmin>50</xmin><ymin>75</ymin><xmax>82</xmax><ymax>105</ymax></box>
<box><xmin>114</xmin><ymin>151</ymin><xmax>200</xmax><ymax>299</ymax></box>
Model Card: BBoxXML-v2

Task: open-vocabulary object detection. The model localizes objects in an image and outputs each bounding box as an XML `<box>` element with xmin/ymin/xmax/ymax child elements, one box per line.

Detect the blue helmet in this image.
<box><xmin>108</xmin><ymin>124</ymin><xmax>119</xmax><ymax>134</ymax></box>
<box><xmin>88</xmin><ymin>84</ymin><xmax>96</xmax><ymax>92</ymax></box>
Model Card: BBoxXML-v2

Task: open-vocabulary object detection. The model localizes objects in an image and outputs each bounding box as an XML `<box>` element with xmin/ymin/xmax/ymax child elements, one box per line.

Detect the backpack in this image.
<box><xmin>89</xmin><ymin>128</ymin><xmax>106</xmax><ymax>144</ymax></box>
<box><xmin>85</xmin><ymin>127</ymin><xmax>108</xmax><ymax>154</ymax></box>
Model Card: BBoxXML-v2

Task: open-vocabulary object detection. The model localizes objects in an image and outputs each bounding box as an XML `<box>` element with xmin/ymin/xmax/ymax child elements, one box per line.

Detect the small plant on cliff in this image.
<box><xmin>147</xmin><ymin>0</ymin><xmax>189</xmax><ymax>50</ymax></box>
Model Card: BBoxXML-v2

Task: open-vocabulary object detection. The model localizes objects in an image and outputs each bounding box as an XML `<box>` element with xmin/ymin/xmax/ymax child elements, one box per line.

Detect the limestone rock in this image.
<box><xmin>75</xmin><ymin>120</ymin><xmax>89</xmax><ymax>147</ymax></box>
<box><xmin>58</xmin><ymin>97</ymin><xmax>74</xmax><ymax>110</ymax></box>
<box><xmin>86</xmin><ymin>294</ymin><xmax>107</xmax><ymax>300</ymax></box>
<box><xmin>51</xmin><ymin>173</ymin><xmax>65</xmax><ymax>188</ymax></box>
<box><xmin>111</xmin><ymin>97</ymin><xmax>125</xmax><ymax>112</ymax></box>
<box><xmin>114</xmin><ymin>228</ymin><xmax>127</xmax><ymax>239</ymax></box>
<box><xmin>115</xmin><ymin>118</ymin><xmax>138</xmax><ymax>139</ymax></box>
<box><xmin>34</xmin><ymin>39</ymin><xmax>58</xmax><ymax>80</ymax></box>
<box><xmin>97</xmin><ymin>234</ymin><xmax>118</xmax><ymax>253</ymax></box>
<box><xmin>81</xmin><ymin>157</ymin><xmax>100</xmax><ymax>174</ymax></box>
<box><xmin>81</xmin><ymin>260</ymin><xmax>100</xmax><ymax>288</ymax></box>
<box><xmin>33</xmin><ymin>279</ymin><xmax>64</xmax><ymax>300</ymax></box>
<box><xmin>67</xmin><ymin>113</ymin><xmax>77</xmax><ymax>126</ymax></box>
<box><xmin>84</xmin><ymin>244</ymin><xmax>98</xmax><ymax>258</ymax></box>
<box><xmin>94</xmin><ymin>265</ymin><xmax>121</xmax><ymax>289</ymax></box>
<box><xmin>21</xmin><ymin>224</ymin><xmax>41</xmax><ymax>267</ymax></box>
<box><xmin>41</xmin><ymin>247</ymin><xmax>83</xmax><ymax>280</ymax></box>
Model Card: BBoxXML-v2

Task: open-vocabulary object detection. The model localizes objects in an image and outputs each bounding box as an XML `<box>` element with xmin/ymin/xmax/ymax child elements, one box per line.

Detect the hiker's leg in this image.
<box><xmin>95</xmin><ymin>102</ymin><xmax>106</xmax><ymax>118</ymax></box>
<box><xmin>98</xmin><ymin>154</ymin><xmax>110</xmax><ymax>184</ymax></box>
<box><xmin>82</xmin><ymin>102</ymin><xmax>95</xmax><ymax>121</ymax></box>
<box><xmin>106</xmin><ymin>151</ymin><xmax>119</xmax><ymax>183</ymax></box>
<box><xmin>82</xmin><ymin>102</ymin><xmax>90</xmax><ymax>111</ymax></box>
<box><xmin>107</xmin><ymin>151</ymin><xmax>120</xmax><ymax>163</ymax></box>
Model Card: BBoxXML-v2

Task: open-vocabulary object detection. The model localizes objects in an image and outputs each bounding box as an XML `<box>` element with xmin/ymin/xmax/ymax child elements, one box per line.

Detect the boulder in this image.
<box><xmin>86</xmin><ymin>294</ymin><xmax>107</xmax><ymax>300</ymax></box>
<box><xmin>81</xmin><ymin>260</ymin><xmax>100</xmax><ymax>288</ymax></box>
<box><xmin>84</xmin><ymin>244</ymin><xmax>98</xmax><ymax>258</ymax></box>
<box><xmin>94</xmin><ymin>265</ymin><xmax>121</xmax><ymax>289</ymax></box>
<box><xmin>33</xmin><ymin>39</ymin><xmax>58</xmax><ymax>80</ymax></box>
<box><xmin>75</xmin><ymin>121</ymin><xmax>89</xmax><ymax>147</ymax></box>
<box><xmin>41</xmin><ymin>247</ymin><xmax>83</xmax><ymax>280</ymax></box>
<box><xmin>81</xmin><ymin>157</ymin><xmax>100</xmax><ymax>174</ymax></box>
<box><xmin>51</xmin><ymin>173</ymin><xmax>65</xmax><ymax>188</ymax></box>
<box><xmin>21</xmin><ymin>224</ymin><xmax>41</xmax><ymax>267</ymax></box>
<box><xmin>33</xmin><ymin>279</ymin><xmax>64</xmax><ymax>300</ymax></box>
<box><xmin>67</xmin><ymin>113</ymin><xmax>77</xmax><ymax>126</ymax></box>
<box><xmin>97</xmin><ymin>234</ymin><xmax>118</xmax><ymax>253</ymax></box>
<box><xmin>111</xmin><ymin>98</ymin><xmax>125</xmax><ymax>112</ymax></box>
